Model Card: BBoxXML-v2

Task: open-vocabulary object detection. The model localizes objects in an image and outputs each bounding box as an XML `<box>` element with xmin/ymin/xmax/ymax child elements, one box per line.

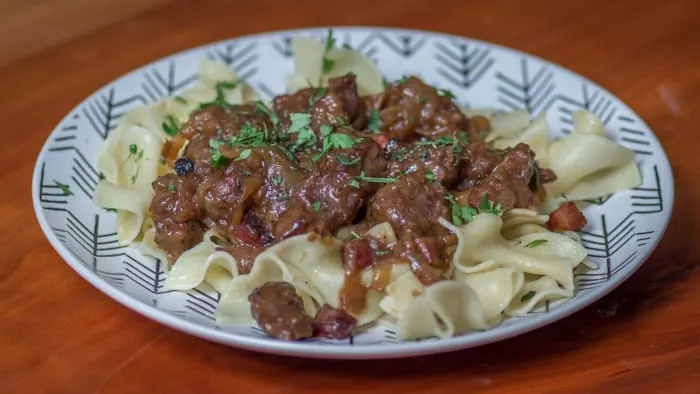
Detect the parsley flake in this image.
<box><xmin>524</xmin><ymin>239</ymin><xmax>548</xmax><ymax>248</ymax></box>
<box><xmin>174</xmin><ymin>96</ymin><xmax>187</xmax><ymax>104</ymax></box>
<box><xmin>235</xmin><ymin>149</ymin><xmax>252</xmax><ymax>161</ymax></box>
<box><xmin>312</xmin><ymin>125</ymin><xmax>357</xmax><ymax>162</ymax></box>
<box><xmin>521</xmin><ymin>291</ymin><xmax>536</xmax><ymax>302</ymax></box>
<box><xmin>348</xmin><ymin>179</ymin><xmax>361</xmax><ymax>189</ymax></box>
<box><xmin>162</xmin><ymin>115</ymin><xmax>180</xmax><ymax>136</ymax></box>
<box><xmin>272</xmin><ymin>176</ymin><xmax>283</xmax><ymax>186</ymax></box>
<box><xmin>128</xmin><ymin>144</ymin><xmax>137</xmax><ymax>155</ymax></box>
<box><xmin>311</xmin><ymin>201</ymin><xmax>322</xmax><ymax>212</ymax></box>
<box><xmin>424</xmin><ymin>171</ymin><xmax>436</xmax><ymax>182</ymax></box>
<box><xmin>199</xmin><ymin>80</ymin><xmax>241</xmax><ymax>109</ymax></box>
<box><xmin>438</xmin><ymin>88</ymin><xmax>456</xmax><ymax>99</ymax></box>
<box><xmin>368</xmin><ymin>109</ymin><xmax>382</xmax><ymax>133</ymax></box>
<box><xmin>336</xmin><ymin>155</ymin><xmax>361</xmax><ymax>166</ymax></box>
<box><xmin>167</xmin><ymin>183</ymin><xmax>176</xmax><ymax>192</ymax></box>
<box><xmin>355</xmin><ymin>171</ymin><xmax>398</xmax><ymax>184</ymax></box>
<box><xmin>320</xmin><ymin>29</ymin><xmax>337</xmax><ymax>82</ymax></box>
<box><xmin>54</xmin><ymin>181</ymin><xmax>73</xmax><ymax>196</ymax></box>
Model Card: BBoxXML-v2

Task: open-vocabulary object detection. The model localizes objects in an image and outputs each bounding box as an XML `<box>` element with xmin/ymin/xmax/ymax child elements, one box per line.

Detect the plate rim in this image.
<box><xmin>31</xmin><ymin>25</ymin><xmax>676</xmax><ymax>359</ymax></box>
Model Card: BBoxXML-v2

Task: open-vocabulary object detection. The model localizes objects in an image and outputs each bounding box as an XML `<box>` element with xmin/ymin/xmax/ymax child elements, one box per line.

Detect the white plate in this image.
<box><xmin>32</xmin><ymin>27</ymin><xmax>674</xmax><ymax>359</ymax></box>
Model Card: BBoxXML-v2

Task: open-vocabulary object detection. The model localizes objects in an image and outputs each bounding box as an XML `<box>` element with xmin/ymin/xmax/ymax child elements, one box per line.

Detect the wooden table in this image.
<box><xmin>2</xmin><ymin>0</ymin><xmax>699</xmax><ymax>392</ymax></box>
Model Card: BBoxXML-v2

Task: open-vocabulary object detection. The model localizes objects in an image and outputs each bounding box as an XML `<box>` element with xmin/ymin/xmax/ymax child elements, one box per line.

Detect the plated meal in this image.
<box><xmin>92</xmin><ymin>30</ymin><xmax>642</xmax><ymax>342</ymax></box>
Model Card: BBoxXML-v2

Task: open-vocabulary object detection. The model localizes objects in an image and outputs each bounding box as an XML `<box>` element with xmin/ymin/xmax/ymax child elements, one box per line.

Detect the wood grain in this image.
<box><xmin>2</xmin><ymin>0</ymin><xmax>699</xmax><ymax>393</ymax></box>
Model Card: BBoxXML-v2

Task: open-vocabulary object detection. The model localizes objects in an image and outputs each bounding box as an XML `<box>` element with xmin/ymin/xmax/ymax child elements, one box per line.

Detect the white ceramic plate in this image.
<box><xmin>32</xmin><ymin>27</ymin><xmax>674</xmax><ymax>359</ymax></box>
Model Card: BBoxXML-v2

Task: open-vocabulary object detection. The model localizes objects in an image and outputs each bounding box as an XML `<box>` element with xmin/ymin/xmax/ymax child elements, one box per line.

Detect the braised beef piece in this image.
<box><xmin>248</xmin><ymin>281</ymin><xmax>314</xmax><ymax>341</ymax></box>
<box><xmin>274</xmin><ymin>170</ymin><xmax>365</xmax><ymax>238</ymax></box>
<box><xmin>314</xmin><ymin>130</ymin><xmax>386</xmax><ymax>179</ymax></box>
<box><xmin>313</xmin><ymin>305</ymin><xmax>357</xmax><ymax>340</ymax></box>
<box><xmin>363</xmin><ymin>76</ymin><xmax>469</xmax><ymax>141</ymax></box>
<box><xmin>180</xmin><ymin>104</ymin><xmax>273</xmax><ymax>169</ymax></box>
<box><xmin>394</xmin><ymin>235</ymin><xmax>445</xmax><ymax>286</ymax></box>
<box><xmin>368</xmin><ymin>174</ymin><xmax>447</xmax><ymax>239</ymax></box>
<box><xmin>149</xmin><ymin>173</ymin><xmax>204</xmax><ymax>261</ymax></box>
<box><xmin>385</xmin><ymin>142</ymin><xmax>461</xmax><ymax>188</ymax></box>
<box><xmin>273</xmin><ymin>74</ymin><xmax>367</xmax><ymax>139</ymax></box>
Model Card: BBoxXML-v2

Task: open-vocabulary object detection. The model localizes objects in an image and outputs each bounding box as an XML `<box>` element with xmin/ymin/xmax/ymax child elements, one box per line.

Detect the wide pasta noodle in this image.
<box><xmin>286</xmin><ymin>36</ymin><xmax>384</xmax><ymax>96</ymax></box>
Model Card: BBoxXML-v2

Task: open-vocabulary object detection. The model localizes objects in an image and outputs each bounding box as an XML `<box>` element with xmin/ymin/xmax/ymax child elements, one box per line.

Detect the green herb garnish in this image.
<box><xmin>167</xmin><ymin>183</ymin><xmax>176</xmax><ymax>192</ymax></box>
<box><xmin>272</xmin><ymin>176</ymin><xmax>283</xmax><ymax>186</ymax></box>
<box><xmin>312</xmin><ymin>125</ymin><xmax>358</xmax><ymax>162</ymax></box>
<box><xmin>288</xmin><ymin>113</ymin><xmax>316</xmax><ymax>151</ymax></box>
<box><xmin>54</xmin><ymin>181</ymin><xmax>73</xmax><ymax>196</ymax></box>
<box><xmin>355</xmin><ymin>171</ymin><xmax>398</xmax><ymax>184</ymax></box>
<box><xmin>320</xmin><ymin>29</ymin><xmax>337</xmax><ymax>81</ymax></box>
<box><xmin>445</xmin><ymin>193</ymin><xmax>504</xmax><ymax>226</ymax></box>
<box><xmin>521</xmin><ymin>291</ymin><xmax>536</xmax><ymax>302</ymax></box>
<box><xmin>174</xmin><ymin>96</ymin><xmax>187</xmax><ymax>104</ymax></box>
<box><xmin>524</xmin><ymin>239</ymin><xmax>548</xmax><ymax>248</ymax></box>
<box><xmin>254</xmin><ymin>101</ymin><xmax>279</xmax><ymax>126</ymax></box>
<box><xmin>235</xmin><ymin>149</ymin><xmax>252</xmax><ymax>161</ymax></box>
<box><xmin>336</xmin><ymin>155</ymin><xmax>361</xmax><ymax>166</ymax></box>
<box><xmin>438</xmin><ymin>88</ymin><xmax>456</xmax><ymax>99</ymax></box>
<box><xmin>368</xmin><ymin>109</ymin><xmax>381</xmax><ymax>133</ymax></box>
<box><xmin>199</xmin><ymin>80</ymin><xmax>241</xmax><ymax>109</ymax></box>
<box><xmin>128</xmin><ymin>144</ymin><xmax>137</xmax><ymax>155</ymax></box>
<box><xmin>424</xmin><ymin>170</ymin><xmax>436</xmax><ymax>182</ymax></box>
<box><xmin>311</xmin><ymin>201</ymin><xmax>322</xmax><ymax>212</ymax></box>
<box><xmin>308</xmin><ymin>88</ymin><xmax>327</xmax><ymax>106</ymax></box>
<box><xmin>162</xmin><ymin>115</ymin><xmax>180</xmax><ymax>137</ymax></box>
<box><xmin>348</xmin><ymin>179</ymin><xmax>361</xmax><ymax>189</ymax></box>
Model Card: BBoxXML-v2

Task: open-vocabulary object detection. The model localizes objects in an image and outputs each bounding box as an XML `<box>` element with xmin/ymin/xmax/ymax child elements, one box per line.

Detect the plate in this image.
<box><xmin>32</xmin><ymin>27</ymin><xmax>674</xmax><ymax>359</ymax></box>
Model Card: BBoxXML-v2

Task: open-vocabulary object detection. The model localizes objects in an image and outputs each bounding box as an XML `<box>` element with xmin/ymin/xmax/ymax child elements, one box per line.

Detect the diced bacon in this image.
<box><xmin>547</xmin><ymin>202</ymin><xmax>587</xmax><ymax>231</ymax></box>
<box><xmin>340</xmin><ymin>239</ymin><xmax>374</xmax><ymax>271</ymax></box>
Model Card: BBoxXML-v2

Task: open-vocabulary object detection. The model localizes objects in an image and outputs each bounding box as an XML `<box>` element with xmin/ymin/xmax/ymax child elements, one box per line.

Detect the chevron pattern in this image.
<box><xmin>495</xmin><ymin>58</ymin><xmax>556</xmax><ymax>115</ymax></box>
<box><xmin>434</xmin><ymin>40</ymin><xmax>495</xmax><ymax>89</ymax></box>
<box><xmin>34</xmin><ymin>28</ymin><xmax>672</xmax><ymax>349</ymax></box>
<box><xmin>555</xmin><ymin>83</ymin><xmax>618</xmax><ymax>134</ymax></box>
<box><xmin>142</xmin><ymin>61</ymin><xmax>198</xmax><ymax>102</ymax></box>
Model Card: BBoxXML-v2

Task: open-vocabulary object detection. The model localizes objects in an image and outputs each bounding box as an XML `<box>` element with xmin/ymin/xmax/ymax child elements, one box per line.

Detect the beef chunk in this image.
<box><xmin>150</xmin><ymin>173</ymin><xmax>204</xmax><ymax>260</ymax></box>
<box><xmin>368</xmin><ymin>174</ymin><xmax>447</xmax><ymax>238</ymax></box>
<box><xmin>248</xmin><ymin>281</ymin><xmax>314</xmax><ymax>341</ymax></box>
<box><xmin>313</xmin><ymin>305</ymin><xmax>357</xmax><ymax>340</ymax></box>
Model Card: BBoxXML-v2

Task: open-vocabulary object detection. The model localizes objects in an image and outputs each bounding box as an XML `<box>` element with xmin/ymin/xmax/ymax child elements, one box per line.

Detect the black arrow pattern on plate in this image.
<box><xmin>576</xmin><ymin>251</ymin><xmax>639</xmax><ymax>291</ymax></box>
<box><xmin>45</xmin><ymin>146</ymin><xmax>99</xmax><ymax>199</ymax></box>
<box><xmin>38</xmin><ymin>163</ymin><xmax>72</xmax><ymax>211</ymax></box>
<box><xmin>123</xmin><ymin>254</ymin><xmax>171</xmax><ymax>295</ymax></box>
<box><xmin>434</xmin><ymin>40</ymin><xmax>495</xmax><ymax>89</ymax></box>
<box><xmin>83</xmin><ymin>87</ymin><xmax>150</xmax><ymax>140</ymax></box>
<box><xmin>207</xmin><ymin>42</ymin><xmax>259</xmax><ymax>81</ymax></box>
<box><xmin>555</xmin><ymin>83</ymin><xmax>618</xmax><ymax>134</ymax></box>
<box><xmin>186</xmin><ymin>288</ymin><xmax>220</xmax><ymax>321</ymax></box>
<box><xmin>355</xmin><ymin>32</ymin><xmax>427</xmax><ymax>60</ymax></box>
<box><xmin>616</xmin><ymin>115</ymin><xmax>653</xmax><ymax>156</ymax></box>
<box><xmin>495</xmin><ymin>58</ymin><xmax>556</xmax><ymax>115</ymax></box>
<box><xmin>630</xmin><ymin>165</ymin><xmax>663</xmax><ymax>214</ymax></box>
<box><xmin>141</xmin><ymin>61</ymin><xmax>198</xmax><ymax>102</ymax></box>
<box><xmin>62</xmin><ymin>212</ymin><xmax>128</xmax><ymax>271</ymax></box>
<box><xmin>636</xmin><ymin>230</ymin><xmax>655</xmax><ymax>247</ymax></box>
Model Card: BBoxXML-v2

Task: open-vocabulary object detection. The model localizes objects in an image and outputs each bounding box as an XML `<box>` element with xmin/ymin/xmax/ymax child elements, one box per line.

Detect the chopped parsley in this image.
<box><xmin>320</xmin><ymin>29</ymin><xmax>336</xmax><ymax>83</ymax></box>
<box><xmin>308</xmin><ymin>88</ymin><xmax>327</xmax><ymax>106</ymax></box>
<box><xmin>104</xmin><ymin>208</ymin><xmax>118</xmax><ymax>213</ymax></box>
<box><xmin>336</xmin><ymin>155</ymin><xmax>361</xmax><ymax>166</ymax></box>
<box><xmin>312</xmin><ymin>125</ymin><xmax>358</xmax><ymax>161</ymax></box>
<box><xmin>162</xmin><ymin>114</ymin><xmax>180</xmax><ymax>137</ymax></box>
<box><xmin>445</xmin><ymin>193</ymin><xmax>504</xmax><ymax>226</ymax></box>
<box><xmin>419</xmin><ymin>96</ymin><xmax>429</xmax><ymax>105</ymax></box>
<box><xmin>524</xmin><ymin>239</ymin><xmax>548</xmax><ymax>248</ymax></box>
<box><xmin>288</xmin><ymin>113</ymin><xmax>316</xmax><ymax>151</ymax></box>
<box><xmin>167</xmin><ymin>183</ymin><xmax>176</xmax><ymax>192</ymax></box>
<box><xmin>254</xmin><ymin>101</ymin><xmax>279</xmax><ymax>126</ymax></box>
<box><xmin>348</xmin><ymin>179</ymin><xmax>361</xmax><ymax>189</ymax></box>
<box><xmin>438</xmin><ymin>88</ymin><xmax>456</xmax><ymax>99</ymax></box>
<box><xmin>355</xmin><ymin>171</ymin><xmax>398</xmax><ymax>184</ymax></box>
<box><xmin>174</xmin><ymin>96</ymin><xmax>188</xmax><ymax>104</ymax></box>
<box><xmin>209</xmin><ymin>138</ymin><xmax>228</xmax><ymax>169</ymax></box>
<box><xmin>234</xmin><ymin>148</ymin><xmax>251</xmax><ymax>161</ymax></box>
<box><xmin>368</xmin><ymin>109</ymin><xmax>381</xmax><ymax>133</ymax></box>
<box><xmin>128</xmin><ymin>144</ymin><xmax>137</xmax><ymax>155</ymax></box>
<box><xmin>311</xmin><ymin>201</ymin><xmax>322</xmax><ymax>212</ymax></box>
<box><xmin>375</xmin><ymin>250</ymin><xmax>389</xmax><ymax>256</ymax></box>
<box><xmin>415</xmin><ymin>136</ymin><xmax>453</xmax><ymax>147</ymax></box>
<box><xmin>272</xmin><ymin>176</ymin><xmax>283</xmax><ymax>186</ymax></box>
<box><xmin>424</xmin><ymin>170</ymin><xmax>436</xmax><ymax>182</ymax></box>
<box><xmin>54</xmin><ymin>181</ymin><xmax>73</xmax><ymax>196</ymax></box>
<box><xmin>199</xmin><ymin>80</ymin><xmax>241</xmax><ymax>109</ymax></box>
<box><xmin>521</xmin><ymin>291</ymin><xmax>536</xmax><ymax>302</ymax></box>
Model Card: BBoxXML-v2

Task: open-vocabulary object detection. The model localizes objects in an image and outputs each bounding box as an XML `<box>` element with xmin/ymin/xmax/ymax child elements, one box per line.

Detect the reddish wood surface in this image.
<box><xmin>2</xmin><ymin>0</ymin><xmax>699</xmax><ymax>392</ymax></box>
